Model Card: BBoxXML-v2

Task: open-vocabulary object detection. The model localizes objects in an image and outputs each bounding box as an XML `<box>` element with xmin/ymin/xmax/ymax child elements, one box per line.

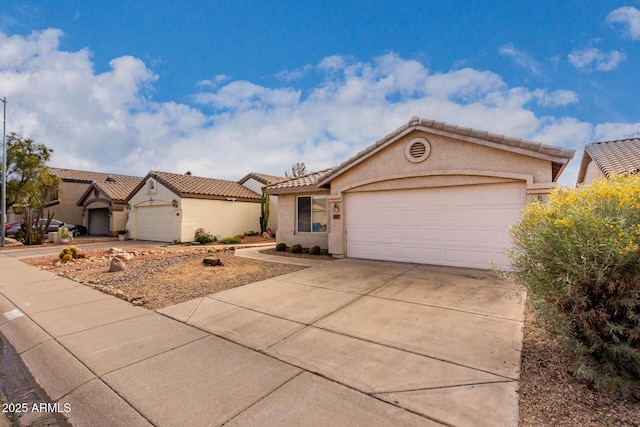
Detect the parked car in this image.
<box><xmin>4</xmin><ymin>221</ymin><xmax>22</xmax><ymax>238</ymax></box>
<box><xmin>39</xmin><ymin>219</ymin><xmax>87</xmax><ymax>237</ymax></box>
<box><xmin>5</xmin><ymin>219</ymin><xmax>87</xmax><ymax>239</ymax></box>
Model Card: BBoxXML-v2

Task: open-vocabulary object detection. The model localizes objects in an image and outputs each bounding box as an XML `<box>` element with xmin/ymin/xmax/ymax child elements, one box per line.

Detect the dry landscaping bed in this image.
<box><xmin>22</xmin><ymin>245</ymin><xmax>307</xmax><ymax>310</ymax></box>
<box><xmin>19</xmin><ymin>246</ymin><xmax>640</xmax><ymax>425</ymax></box>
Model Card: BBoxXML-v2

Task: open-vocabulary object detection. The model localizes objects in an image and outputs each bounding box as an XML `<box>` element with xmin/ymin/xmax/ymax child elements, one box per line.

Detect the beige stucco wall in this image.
<box><xmin>53</xmin><ymin>181</ymin><xmax>89</xmax><ymax>224</ymax></box>
<box><xmin>276</xmin><ymin>193</ymin><xmax>330</xmax><ymax>249</ymax></box>
<box><xmin>179</xmin><ymin>198</ymin><xmax>261</xmax><ymax>242</ymax></box>
<box><xmin>581</xmin><ymin>159</ymin><xmax>605</xmax><ymax>185</ymax></box>
<box><xmin>328</xmin><ymin>131</ymin><xmax>551</xmax><ymax>196</ymax></box>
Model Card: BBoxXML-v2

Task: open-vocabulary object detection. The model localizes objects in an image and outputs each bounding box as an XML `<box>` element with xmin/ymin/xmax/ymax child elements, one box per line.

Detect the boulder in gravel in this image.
<box><xmin>109</xmin><ymin>257</ymin><xmax>127</xmax><ymax>272</ymax></box>
<box><xmin>203</xmin><ymin>257</ymin><xmax>222</xmax><ymax>266</ymax></box>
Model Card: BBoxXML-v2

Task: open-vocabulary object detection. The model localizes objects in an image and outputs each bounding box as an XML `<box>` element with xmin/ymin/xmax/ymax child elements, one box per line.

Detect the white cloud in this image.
<box><xmin>607</xmin><ymin>6</ymin><xmax>640</xmax><ymax>40</ymax></box>
<box><xmin>533</xmin><ymin>89</ymin><xmax>579</xmax><ymax>107</ymax></box>
<box><xmin>195</xmin><ymin>74</ymin><xmax>230</xmax><ymax>89</ymax></box>
<box><xmin>0</xmin><ymin>29</ymin><xmax>636</xmax><ymax>186</ymax></box>
<box><xmin>274</xmin><ymin>65</ymin><xmax>312</xmax><ymax>82</ymax></box>
<box><xmin>568</xmin><ymin>48</ymin><xmax>626</xmax><ymax>71</ymax></box>
<box><xmin>498</xmin><ymin>44</ymin><xmax>542</xmax><ymax>75</ymax></box>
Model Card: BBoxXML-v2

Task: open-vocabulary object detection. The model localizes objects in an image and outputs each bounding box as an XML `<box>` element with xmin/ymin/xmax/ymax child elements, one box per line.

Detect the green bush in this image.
<box><xmin>195</xmin><ymin>234</ymin><xmax>214</xmax><ymax>244</ymax></box>
<box><xmin>219</xmin><ymin>237</ymin><xmax>242</xmax><ymax>244</ymax></box>
<box><xmin>275</xmin><ymin>242</ymin><xmax>287</xmax><ymax>251</ymax></box>
<box><xmin>507</xmin><ymin>174</ymin><xmax>640</xmax><ymax>397</ymax></box>
<box><xmin>309</xmin><ymin>245</ymin><xmax>321</xmax><ymax>255</ymax></box>
<box><xmin>290</xmin><ymin>243</ymin><xmax>302</xmax><ymax>254</ymax></box>
<box><xmin>244</xmin><ymin>230</ymin><xmax>260</xmax><ymax>236</ymax></box>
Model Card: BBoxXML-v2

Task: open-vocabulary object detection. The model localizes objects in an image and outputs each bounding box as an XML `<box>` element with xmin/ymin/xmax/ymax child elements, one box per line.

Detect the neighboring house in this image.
<box><xmin>237</xmin><ymin>172</ymin><xmax>285</xmax><ymax>232</ymax></box>
<box><xmin>126</xmin><ymin>171</ymin><xmax>262</xmax><ymax>242</ymax></box>
<box><xmin>46</xmin><ymin>168</ymin><xmax>143</xmax><ymax>225</ymax></box>
<box><xmin>76</xmin><ymin>175</ymin><xmax>143</xmax><ymax>236</ymax></box>
<box><xmin>576</xmin><ymin>138</ymin><xmax>640</xmax><ymax>185</ymax></box>
<box><xmin>265</xmin><ymin>117</ymin><xmax>575</xmax><ymax>269</ymax></box>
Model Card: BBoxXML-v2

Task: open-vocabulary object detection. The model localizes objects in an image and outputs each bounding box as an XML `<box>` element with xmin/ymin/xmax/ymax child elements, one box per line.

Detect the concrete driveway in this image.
<box><xmin>160</xmin><ymin>258</ymin><xmax>525</xmax><ymax>426</ymax></box>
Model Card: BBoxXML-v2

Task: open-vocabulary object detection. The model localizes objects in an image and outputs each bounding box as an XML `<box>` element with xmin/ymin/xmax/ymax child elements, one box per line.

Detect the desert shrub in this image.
<box><xmin>219</xmin><ymin>237</ymin><xmax>242</xmax><ymax>244</ymax></box>
<box><xmin>507</xmin><ymin>174</ymin><xmax>640</xmax><ymax>397</ymax></box>
<box><xmin>290</xmin><ymin>243</ymin><xmax>302</xmax><ymax>254</ymax></box>
<box><xmin>309</xmin><ymin>245</ymin><xmax>321</xmax><ymax>255</ymax></box>
<box><xmin>275</xmin><ymin>242</ymin><xmax>287</xmax><ymax>252</ymax></box>
<box><xmin>244</xmin><ymin>230</ymin><xmax>260</xmax><ymax>237</ymax></box>
<box><xmin>194</xmin><ymin>228</ymin><xmax>214</xmax><ymax>244</ymax></box>
<box><xmin>62</xmin><ymin>253</ymin><xmax>73</xmax><ymax>263</ymax></box>
<box><xmin>195</xmin><ymin>234</ymin><xmax>214</xmax><ymax>244</ymax></box>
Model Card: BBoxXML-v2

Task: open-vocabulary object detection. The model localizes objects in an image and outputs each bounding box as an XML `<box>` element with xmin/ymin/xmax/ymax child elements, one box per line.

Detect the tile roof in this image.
<box><xmin>264</xmin><ymin>169</ymin><xmax>333</xmax><ymax>194</ymax></box>
<box><xmin>94</xmin><ymin>178</ymin><xmax>144</xmax><ymax>202</ymax></box>
<box><xmin>318</xmin><ymin>117</ymin><xmax>575</xmax><ymax>185</ymax></box>
<box><xmin>238</xmin><ymin>172</ymin><xmax>286</xmax><ymax>185</ymax></box>
<box><xmin>134</xmin><ymin>171</ymin><xmax>261</xmax><ymax>201</ymax></box>
<box><xmin>77</xmin><ymin>176</ymin><xmax>143</xmax><ymax>205</ymax></box>
<box><xmin>50</xmin><ymin>167</ymin><xmax>141</xmax><ymax>183</ymax></box>
<box><xmin>584</xmin><ymin>138</ymin><xmax>640</xmax><ymax>178</ymax></box>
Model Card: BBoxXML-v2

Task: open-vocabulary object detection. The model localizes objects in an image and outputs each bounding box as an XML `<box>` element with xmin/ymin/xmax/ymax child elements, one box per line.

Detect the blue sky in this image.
<box><xmin>1</xmin><ymin>1</ymin><xmax>639</xmax><ymax>184</ymax></box>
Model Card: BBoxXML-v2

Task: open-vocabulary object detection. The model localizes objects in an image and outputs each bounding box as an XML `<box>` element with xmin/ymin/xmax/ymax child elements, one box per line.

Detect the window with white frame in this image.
<box><xmin>297</xmin><ymin>195</ymin><xmax>327</xmax><ymax>232</ymax></box>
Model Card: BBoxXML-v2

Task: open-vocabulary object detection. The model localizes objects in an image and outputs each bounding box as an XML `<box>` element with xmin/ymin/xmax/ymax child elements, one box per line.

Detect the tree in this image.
<box><xmin>284</xmin><ymin>162</ymin><xmax>308</xmax><ymax>178</ymax></box>
<box><xmin>3</xmin><ymin>132</ymin><xmax>60</xmax><ymax>212</ymax></box>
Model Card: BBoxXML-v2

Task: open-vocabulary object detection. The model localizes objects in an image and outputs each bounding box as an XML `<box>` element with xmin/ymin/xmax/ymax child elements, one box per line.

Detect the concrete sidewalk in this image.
<box><xmin>0</xmin><ymin>250</ymin><xmax>524</xmax><ymax>426</ymax></box>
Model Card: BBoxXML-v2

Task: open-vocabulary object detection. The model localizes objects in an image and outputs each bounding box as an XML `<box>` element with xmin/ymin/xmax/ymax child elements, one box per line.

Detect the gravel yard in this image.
<box><xmin>22</xmin><ymin>246</ymin><xmax>308</xmax><ymax>310</ymax></box>
<box><xmin>19</xmin><ymin>246</ymin><xmax>640</xmax><ymax>425</ymax></box>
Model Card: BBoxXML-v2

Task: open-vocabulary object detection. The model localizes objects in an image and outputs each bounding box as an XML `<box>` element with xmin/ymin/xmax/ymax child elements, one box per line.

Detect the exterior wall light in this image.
<box><xmin>172</xmin><ymin>199</ymin><xmax>178</xmax><ymax>208</ymax></box>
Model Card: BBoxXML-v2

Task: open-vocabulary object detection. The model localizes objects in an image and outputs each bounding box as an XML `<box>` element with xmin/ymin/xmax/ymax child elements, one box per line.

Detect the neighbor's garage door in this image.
<box><xmin>346</xmin><ymin>182</ymin><xmax>526</xmax><ymax>269</ymax></box>
<box><xmin>88</xmin><ymin>208</ymin><xmax>110</xmax><ymax>235</ymax></box>
<box><xmin>136</xmin><ymin>206</ymin><xmax>175</xmax><ymax>242</ymax></box>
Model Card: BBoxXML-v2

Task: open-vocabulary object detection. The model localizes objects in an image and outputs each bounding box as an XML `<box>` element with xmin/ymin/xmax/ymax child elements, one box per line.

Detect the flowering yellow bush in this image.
<box><xmin>509</xmin><ymin>174</ymin><xmax>640</xmax><ymax>397</ymax></box>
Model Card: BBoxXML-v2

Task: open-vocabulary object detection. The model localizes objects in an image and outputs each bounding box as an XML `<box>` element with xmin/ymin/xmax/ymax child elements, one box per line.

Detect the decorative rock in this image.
<box><xmin>114</xmin><ymin>253</ymin><xmax>134</xmax><ymax>261</ymax></box>
<box><xmin>108</xmin><ymin>257</ymin><xmax>127</xmax><ymax>272</ymax></box>
<box><xmin>202</xmin><ymin>257</ymin><xmax>222</xmax><ymax>266</ymax></box>
<box><xmin>109</xmin><ymin>247</ymin><xmax>124</xmax><ymax>254</ymax></box>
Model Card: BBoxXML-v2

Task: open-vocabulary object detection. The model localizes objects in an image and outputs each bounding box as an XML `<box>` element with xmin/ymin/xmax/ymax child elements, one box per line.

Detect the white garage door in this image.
<box><xmin>136</xmin><ymin>206</ymin><xmax>176</xmax><ymax>242</ymax></box>
<box><xmin>346</xmin><ymin>182</ymin><xmax>526</xmax><ymax>269</ymax></box>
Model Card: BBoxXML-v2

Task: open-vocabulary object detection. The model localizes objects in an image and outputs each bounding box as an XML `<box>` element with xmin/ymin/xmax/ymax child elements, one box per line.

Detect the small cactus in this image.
<box><xmin>290</xmin><ymin>243</ymin><xmax>302</xmax><ymax>254</ymax></box>
<box><xmin>59</xmin><ymin>251</ymin><xmax>65</xmax><ymax>259</ymax></box>
<box><xmin>275</xmin><ymin>242</ymin><xmax>287</xmax><ymax>252</ymax></box>
<box><xmin>69</xmin><ymin>246</ymin><xmax>78</xmax><ymax>254</ymax></box>
<box><xmin>62</xmin><ymin>253</ymin><xmax>73</xmax><ymax>263</ymax></box>
<box><xmin>309</xmin><ymin>245</ymin><xmax>321</xmax><ymax>255</ymax></box>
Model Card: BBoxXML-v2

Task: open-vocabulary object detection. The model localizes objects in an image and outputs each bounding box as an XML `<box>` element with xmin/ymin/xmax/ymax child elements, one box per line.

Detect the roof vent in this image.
<box><xmin>405</xmin><ymin>137</ymin><xmax>431</xmax><ymax>163</ymax></box>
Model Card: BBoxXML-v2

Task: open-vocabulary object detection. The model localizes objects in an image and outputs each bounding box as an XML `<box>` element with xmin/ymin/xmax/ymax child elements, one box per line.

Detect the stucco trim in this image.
<box><xmin>334</xmin><ymin>170</ymin><xmax>534</xmax><ymax>195</ymax></box>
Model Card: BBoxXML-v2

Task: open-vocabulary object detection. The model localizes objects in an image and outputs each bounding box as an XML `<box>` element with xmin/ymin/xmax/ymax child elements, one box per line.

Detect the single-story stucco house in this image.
<box><xmin>5</xmin><ymin>168</ymin><xmax>142</xmax><ymax>225</ymax></box>
<box><xmin>76</xmin><ymin>175</ymin><xmax>143</xmax><ymax>236</ymax></box>
<box><xmin>237</xmin><ymin>172</ymin><xmax>285</xmax><ymax>231</ymax></box>
<box><xmin>576</xmin><ymin>137</ymin><xmax>640</xmax><ymax>185</ymax></box>
<box><xmin>126</xmin><ymin>171</ymin><xmax>263</xmax><ymax>242</ymax></box>
<box><xmin>265</xmin><ymin>117</ymin><xmax>575</xmax><ymax>269</ymax></box>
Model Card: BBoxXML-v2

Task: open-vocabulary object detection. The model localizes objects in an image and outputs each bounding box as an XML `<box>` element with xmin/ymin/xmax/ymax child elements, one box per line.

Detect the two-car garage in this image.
<box><xmin>345</xmin><ymin>182</ymin><xmax>526</xmax><ymax>269</ymax></box>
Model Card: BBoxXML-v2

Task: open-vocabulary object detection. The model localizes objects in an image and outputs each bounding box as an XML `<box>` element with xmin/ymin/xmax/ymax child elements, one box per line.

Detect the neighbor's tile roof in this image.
<box><xmin>238</xmin><ymin>172</ymin><xmax>286</xmax><ymax>185</ymax></box>
<box><xmin>145</xmin><ymin>171</ymin><xmax>261</xmax><ymax>201</ymax></box>
<box><xmin>94</xmin><ymin>177</ymin><xmax>144</xmax><ymax>201</ymax></box>
<box><xmin>77</xmin><ymin>176</ymin><xmax>143</xmax><ymax>205</ymax></box>
<box><xmin>584</xmin><ymin>138</ymin><xmax>640</xmax><ymax>178</ymax></box>
<box><xmin>50</xmin><ymin>167</ymin><xmax>141</xmax><ymax>183</ymax></box>
<box><xmin>264</xmin><ymin>169</ymin><xmax>333</xmax><ymax>194</ymax></box>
